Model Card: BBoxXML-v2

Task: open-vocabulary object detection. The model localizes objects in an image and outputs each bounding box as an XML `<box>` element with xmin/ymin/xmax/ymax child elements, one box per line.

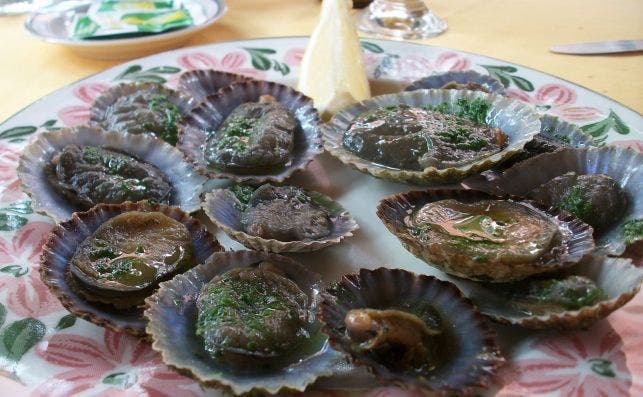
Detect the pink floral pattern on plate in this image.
<box><xmin>0</xmin><ymin>144</ymin><xmax>24</xmax><ymax>203</ymax></box>
<box><xmin>177</xmin><ymin>51</ymin><xmax>267</xmax><ymax>79</ymax></box>
<box><xmin>0</xmin><ymin>221</ymin><xmax>61</xmax><ymax>317</ymax></box>
<box><xmin>33</xmin><ymin>329</ymin><xmax>198</xmax><ymax>397</ymax></box>
<box><xmin>57</xmin><ymin>83</ymin><xmax>109</xmax><ymax>127</ymax></box>
<box><xmin>506</xmin><ymin>83</ymin><xmax>602</xmax><ymax>122</ymax></box>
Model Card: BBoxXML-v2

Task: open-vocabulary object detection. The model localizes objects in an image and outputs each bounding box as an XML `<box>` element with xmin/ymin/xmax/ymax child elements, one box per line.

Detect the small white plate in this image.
<box><xmin>24</xmin><ymin>0</ymin><xmax>226</xmax><ymax>60</ymax></box>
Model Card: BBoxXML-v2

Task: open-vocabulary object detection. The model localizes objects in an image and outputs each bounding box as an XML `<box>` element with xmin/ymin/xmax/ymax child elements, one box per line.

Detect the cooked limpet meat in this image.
<box><xmin>46</xmin><ymin>145</ymin><xmax>172</xmax><ymax>209</ymax></box>
<box><xmin>203</xmin><ymin>95</ymin><xmax>296</xmax><ymax>171</ymax></box>
<box><xmin>241</xmin><ymin>184</ymin><xmax>332</xmax><ymax>241</ymax></box>
<box><xmin>406</xmin><ymin>199</ymin><xmax>561</xmax><ymax>266</ymax></box>
<box><xmin>202</xmin><ymin>184</ymin><xmax>358</xmax><ymax>253</ymax></box>
<box><xmin>502</xmin><ymin>275</ymin><xmax>605</xmax><ymax>315</ymax></box>
<box><xmin>343</xmin><ymin>100</ymin><xmax>507</xmax><ymax>171</ymax></box>
<box><xmin>377</xmin><ymin>189</ymin><xmax>595</xmax><ymax>282</ymax></box>
<box><xmin>69</xmin><ymin>211</ymin><xmax>194</xmax><ymax>309</ymax></box>
<box><xmin>196</xmin><ymin>263</ymin><xmax>309</xmax><ymax>360</ymax></box>
<box><xmin>528</xmin><ymin>172</ymin><xmax>628</xmax><ymax>232</ymax></box>
<box><xmin>344</xmin><ymin>308</ymin><xmax>441</xmax><ymax>371</ymax></box>
<box><xmin>92</xmin><ymin>83</ymin><xmax>192</xmax><ymax>145</ymax></box>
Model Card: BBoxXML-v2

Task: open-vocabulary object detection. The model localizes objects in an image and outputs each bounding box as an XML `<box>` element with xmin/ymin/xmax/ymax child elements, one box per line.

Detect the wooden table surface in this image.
<box><xmin>0</xmin><ymin>0</ymin><xmax>642</xmax><ymax>124</ymax></box>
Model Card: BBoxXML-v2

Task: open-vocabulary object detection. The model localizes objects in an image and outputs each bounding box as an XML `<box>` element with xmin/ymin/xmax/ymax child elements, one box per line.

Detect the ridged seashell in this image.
<box><xmin>90</xmin><ymin>82</ymin><xmax>196</xmax><ymax>144</ymax></box>
<box><xmin>405</xmin><ymin>70</ymin><xmax>506</xmax><ymax>95</ymax></box>
<box><xmin>18</xmin><ymin>126</ymin><xmax>206</xmax><ymax>221</ymax></box>
<box><xmin>177</xmin><ymin>69</ymin><xmax>253</xmax><ymax>103</ymax></box>
<box><xmin>202</xmin><ymin>184</ymin><xmax>358</xmax><ymax>253</ymax></box>
<box><xmin>481</xmin><ymin>147</ymin><xmax>642</xmax><ymax>256</ymax></box>
<box><xmin>40</xmin><ymin>201</ymin><xmax>221</xmax><ymax>337</ymax></box>
<box><xmin>145</xmin><ymin>250</ymin><xmax>342</xmax><ymax>395</ymax></box>
<box><xmin>323</xmin><ymin>89</ymin><xmax>541</xmax><ymax>184</ymax></box>
<box><xmin>319</xmin><ymin>267</ymin><xmax>504</xmax><ymax>395</ymax></box>
<box><xmin>177</xmin><ymin>80</ymin><xmax>323</xmax><ymax>183</ymax></box>
<box><xmin>461</xmin><ymin>255</ymin><xmax>643</xmax><ymax>329</ymax></box>
<box><xmin>376</xmin><ymin>188</ymin><xmax>595</xmax><ymax>282</ymax></box>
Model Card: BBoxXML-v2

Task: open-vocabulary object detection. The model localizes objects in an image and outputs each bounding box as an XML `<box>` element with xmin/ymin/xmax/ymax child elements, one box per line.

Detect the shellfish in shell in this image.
<box><xmin>40</xmin><ymin>201</ymin><xmax>221</xmax><ymax>336</ymax></box>
<box><xmin>202</xmin><ymin>183</ymin><xmax>358</xmax><ymax>253</ymax></box>
<box><xmin>319</xmin><ymin>267</ymin><xmax>504</xmax><ymax>394</ymax></box>
<box><xmin>377</xmin><ymin>188</ymin><xmax>595</xmax><ymax>282</ymax></box>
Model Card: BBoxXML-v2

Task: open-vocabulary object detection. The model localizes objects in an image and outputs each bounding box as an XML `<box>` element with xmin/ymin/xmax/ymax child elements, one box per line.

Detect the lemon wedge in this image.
<box><xmin>298</xmin><ymin>0</ymin><xmax>371</xmax><ymax>119</ymax></box>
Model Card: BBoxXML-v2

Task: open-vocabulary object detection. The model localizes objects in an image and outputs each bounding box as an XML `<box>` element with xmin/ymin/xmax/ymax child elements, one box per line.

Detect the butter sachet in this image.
<box><xmin>72</xmin><ymin>0</ymin><xmax>194</xmax><ymax>39</ymax></box>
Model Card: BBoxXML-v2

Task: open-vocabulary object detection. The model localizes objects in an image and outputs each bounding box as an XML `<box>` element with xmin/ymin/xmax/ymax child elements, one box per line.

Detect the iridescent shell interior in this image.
<box><xmin>376</xmin><ymin>188</ymin><xmax>595</xmax><ymax>282</ymax></box>
<box><xmin>202</xmin><ymin>184</ymin><xmax>359</xmax><ymax>253</ymax></box>
<box><xmin>177</xmin><ymin>80</ymin><xmax>323</xmax><ymax>183</ymax></box>
<box><xmin>405</xmin><ymin>70</ymin><xmax>506</xmax><ymax>95</ymax></box>
<box><xmin>461</xmin><ymin>255</ymin><xmax>643</xmax><ymax>329</ymax></box>
<box><xmin>319</xmin><ymin>267</ymin><xmax>504</xmax><ymax>394</ymax></box>
<box><xmin>40</xmin><ymin>201</ymin><xmax>221</xmax><ymax>337</ymax></box>
<box><xmin>323</xmin><ymin>89</ymin><xmax>541</xmax><ymax>184</ymax></box>
<box><xmin>144</xmin><ymin>250</ymin><xmax>342</xmax><ymax>395</ymax></box>
<box><xmin>17</xmin><ymin>126</ymin><xmax>206</xmax><ymax>221</ymax></box>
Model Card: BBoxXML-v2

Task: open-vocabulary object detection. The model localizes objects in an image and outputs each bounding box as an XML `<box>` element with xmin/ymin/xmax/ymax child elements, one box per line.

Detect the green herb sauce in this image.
<box><xmin>148</xmin><ymin>95</ymin><xmax>181</xmax><ymax>145</ymax></box>
<box><xmin>454</xmin><ymin>97</ymin><xmax>490</xmax><ymax>124</ymax></box>
<box><xmin>621</xmin><ymin>219</ymin><xmax>643</xmax><ymax>245</ymax></box>
<box><xmin>558</xmin><ymin>185</ymin><xmax>593</xmax><ymax>220</ymax></box>
<box><xmin>82</xmin><ymin>147</ymin><xmax>102</xmax><ymax>164</ymax></box>
<box><xmin>214</xmin><ymin>116</ymin><xmax>258</xmax><ymax>153</ymax></box>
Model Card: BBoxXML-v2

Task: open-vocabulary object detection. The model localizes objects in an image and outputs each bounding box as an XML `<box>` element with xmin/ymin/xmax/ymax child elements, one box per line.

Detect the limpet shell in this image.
<box><xmin>376</xmin><ymin>188</ymin><xmax>595</xmax><ymax>282</ymax></box>
<box><xmin>202</xmin><ymin>184</ymin><xmax>358</xmax><ymax>253</ymax></box>
<box><xmin>319</xmin><ymin>267</ymin><xmax>504</xmax><ymax>395</ymax></box>
<box><xmin>90</xmin><ymin>82</ymin><xmax>196</xmax><ymax>140</ymax></box>
<box><xmin>481</xmin><ymin>147</ymin><xmax>642</xmax><ymax>256</ymax></box>
<box><xmin>177</xmin><ymin>80</ymin><xmax>323</xmax><ymax>183</ymax></box>
<box><xmin>322</xmin><ymin>89</ymin><xmax>541</xmax><ymax>184</ymax></box>
<box><xmin>145</xmin><ymin>250</ymin><xmax>342</xmax><ymax>395</ymax></box>
<box><xmin>405</xmin><ymin>70</ymin><xmax>506</xmax><ymax>95</ymax></box>
<box><xmin>18</xmin><ymin>126</ymin><xmax>206</xmax><ymax>221</ymax></box>
<box><xmin>40</xmin><ymin>201</ymin><xmax>221</xmax><ymax>337</ymax></box>
<box><xmin>461</xmin><ymin>255</ymin><xmax>643</xmax><ymax>329</ymax></box>
<box><xmin>177</xmin><ymin>69</ymin><xmax>253</xmax><ymax>103</ymax></box>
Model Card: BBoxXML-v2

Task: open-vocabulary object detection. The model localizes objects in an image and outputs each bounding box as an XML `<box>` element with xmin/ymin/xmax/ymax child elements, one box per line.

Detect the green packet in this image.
<box><xmin>72</xmin><ymin>0</ymin><xmax>194</xmax><ymax>39</ymax></box>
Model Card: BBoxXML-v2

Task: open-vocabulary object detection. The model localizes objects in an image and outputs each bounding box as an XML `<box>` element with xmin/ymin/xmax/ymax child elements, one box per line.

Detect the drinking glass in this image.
<box><xmin>357</xmin><ymin>0</ymin><xmax>447</xmax><ymax>40</ymax></box>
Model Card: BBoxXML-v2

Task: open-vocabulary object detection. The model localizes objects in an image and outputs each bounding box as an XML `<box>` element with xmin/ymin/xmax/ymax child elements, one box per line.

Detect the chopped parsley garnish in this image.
<box><xmin>454</xmin><ymin>97</ymin><xmax>490</xmax><ymax>124</ymax></box>
<box><xmin>436</xmin><ymin>127</ymin><xmax>488</xmax><ymax>151</ymax></box>
<box><xmin>229</xmin><ymin>184</ymin><xmax>255</xmax><ymax>206</ymax></box>
<box><xmin>214</xmin><ymin>116</ymin><xmax>257</xmax><ymax>152</ymax></box>
<box><xmin>557</xmin><ymin>185</ymin><xmax>593</xmax><ymax>220</ymax></box>
<box><xmin>621</xmin><ymin>219</ymin><xmax>643</xmax><ymax>245</ymax></box>
<box><xmin>83</xmin><ymin>147</ymin><xmax>102</xmax><ymax>164</ymax></box>
<box><xmin>148</xmin><ymin>95</ymin><xmax>181</xmax><ymax>145</ymax></box>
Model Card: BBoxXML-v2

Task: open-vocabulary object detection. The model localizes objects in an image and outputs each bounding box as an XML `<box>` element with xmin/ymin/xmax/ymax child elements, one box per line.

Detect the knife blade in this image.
<box><xmin>550</xmin><ymin>39</ymin><xmax>643</xmax><ymax>55</ymax></box>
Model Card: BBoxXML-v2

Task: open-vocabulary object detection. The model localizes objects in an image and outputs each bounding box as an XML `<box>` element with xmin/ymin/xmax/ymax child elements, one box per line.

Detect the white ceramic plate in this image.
<box><xmin>0</xmin><ymin>37</ymin><xmax>641</xmax><ymax>397</ymax></box>
<box><xmin>24</xmin><ymin>0</ymin><xmax>227</xmax><ymax>60</ymax></box>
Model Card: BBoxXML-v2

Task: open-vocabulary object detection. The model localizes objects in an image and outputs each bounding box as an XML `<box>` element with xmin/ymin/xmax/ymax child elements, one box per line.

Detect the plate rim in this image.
<box><xmin>2</xmin><ymin>35</ymin><xmax>642</xmax><ymax>128</ymax></box>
